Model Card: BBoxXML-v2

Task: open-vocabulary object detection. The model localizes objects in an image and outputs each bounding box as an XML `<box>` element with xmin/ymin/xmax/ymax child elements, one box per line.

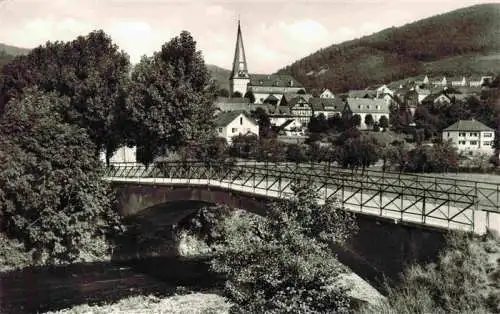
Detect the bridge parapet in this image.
<box><xmin>104</xmin><ymin>161</ymin><xmax>500</xmax><ymax>235</ymax></box>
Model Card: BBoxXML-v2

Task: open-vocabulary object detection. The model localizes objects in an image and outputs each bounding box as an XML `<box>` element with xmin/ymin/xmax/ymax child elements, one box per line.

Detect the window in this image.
<box><xmin>459</xmin><ymin>132</ymin><xmax>466</xmax><ymax>137</ymax></box>
<box><xmin>232</xmin><ymin>128</ymin><xmax>237</xmax><ymax>133</ymax></box>
<box><xmin>358</xmin><ymin>105</ymin><xmax>361</xmax><ymax>109</ymax></box>
<box><xmin>484</xmin><ymin>141</ymin><xmax>491</xmax><ymax>146</ymax></box>
<box><xmin>218</xmin><ymin>128</ymin><xmax>223</xmax><ymax>133</ymax></box>
<box><xmin>484</xmin><ymin>133</ymin><xmax>493</xmax><ymax>138</ymax></box>
<box><xmin>470</xmin><ymin>141</ymin><xmax>478</xmax><ymax>145</ymax></box>
<box><xmin>376</xmin><ymin>105</ymin><xmax>380</xmax><ymax>110</ymax></box>
<box><xmin>469</xmin><ymin>132</ymin><xmax>478</xmax><ymax>137</ymax></box>
<box><xmin>459</xmin><ymin>141</ymin><xmax>466</xmax><ymax>145</ymax></box>
<box><xmin>240</xmin><ymin>117</ymin><xmax>243</xmax><ymax>125</ymax></box>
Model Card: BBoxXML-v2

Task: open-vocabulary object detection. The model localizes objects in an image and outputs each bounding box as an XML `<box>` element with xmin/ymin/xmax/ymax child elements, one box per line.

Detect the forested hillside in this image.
<box><xmin>277</xmin><ymin>3</ymin><xmax>500</xmax><ymax>93</ymax></box>
<box><xmin>206</xmin><ymin>64</ymin><xmax>231</xmax><ymax>91</ymax></box>
<box><xmin>0</xmin><ymin>43</ymin><xmax>29</xmax><ymax>69</ymax></box>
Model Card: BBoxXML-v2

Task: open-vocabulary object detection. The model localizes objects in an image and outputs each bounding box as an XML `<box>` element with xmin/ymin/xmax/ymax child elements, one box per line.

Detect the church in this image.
<box><xmin>228</xmin><ymin>21</ymin><xmax>305</xmax><ymax>105</ymax></box>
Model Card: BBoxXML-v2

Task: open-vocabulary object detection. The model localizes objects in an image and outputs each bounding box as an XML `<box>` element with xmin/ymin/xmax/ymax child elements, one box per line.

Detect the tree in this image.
<box><xmin>0</xmin><ymin>88</ymin><xmax>121</xmax><ymax>263</ymax></box>
<box><xmin>257</xmin><ymin>138</ymin><xmax>286</xmax><ymax>162</ymax></box>
<box><xmin>127</xmin><ymin>31</ymin><xmax>217</xmax><ymax>165</ymax></box>
<box><xmin>244</xmin><ymin>90</ymin><xmax>255</xmax><ymax>103</ymax></box>
<box><xmin>232</xmin><ymin>91</ymin><xmax>243</xmax><ymax>98</ymax></box>
<box><xmin>210</xmin><ymin>184</ymin><xmax>357</xmax><ymax>313</ymax></box>
<box><xmin>251</xmin><ymin>107</ymin><xmax>272</xmax><ymax>138</ymax></box>
<box><xmin>0</xmin><ymin>31</ymin><xmax>131</xmax><ymax>163</ymax></box>
<box><xmin>351</xmin><ymin>114</ymin><xmax>362</xmax><ymax>128</ymax></box>
<box><xmin>379</xmin><ymin>115</ymin><xmax>389</xmax><ymax>131</ymax></box>
<box><xmin>286</xmin><ymin>143</ymin><xmax>307</xmax><ymax>162</ymax></box>
<box><xmin>217</xmin><ymin>88</ymin><xmax>230</xmax><ymax>97</ymax></box>
<box><xmin>229</xmin><ymin>134</ymin><xmax>259</xmax><ymax>159</ymax></box>
<box><xmin>364</xmin><ymin>114</ymin><xmax>374</xmax><ymax>129</ymax></box>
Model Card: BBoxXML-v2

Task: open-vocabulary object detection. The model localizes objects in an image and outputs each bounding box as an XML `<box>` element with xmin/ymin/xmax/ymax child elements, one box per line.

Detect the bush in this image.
<box><xmin>210</xmin><ymin>184</ymin><xmax>358</xmax><ymax>313</ymax></box>
<box><xmin>365</xmin><ymin>232</ymin><xmax>499</xmax><ymax>313</ymax></box>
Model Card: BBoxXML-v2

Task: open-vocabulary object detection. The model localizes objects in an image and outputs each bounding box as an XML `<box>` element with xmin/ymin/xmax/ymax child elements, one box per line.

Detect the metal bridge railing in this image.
<box><xmin>103</xmin><ymin>161</ymin><xmax>500</xmax><ymax>233</ymax></box>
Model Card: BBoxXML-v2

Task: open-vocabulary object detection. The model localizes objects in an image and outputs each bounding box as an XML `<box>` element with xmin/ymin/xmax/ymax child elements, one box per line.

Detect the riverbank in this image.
<box><xmin>45</xmin><ymin>293</ymin><xmax>231</xmax><ymax>314</ymax></box>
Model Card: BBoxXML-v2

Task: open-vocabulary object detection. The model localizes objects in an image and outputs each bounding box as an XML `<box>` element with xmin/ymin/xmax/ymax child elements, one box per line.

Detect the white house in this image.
<box><xmin>376</xmin><ymin>84</ymin><xmax>394</xmax><ymax>98</ymax></box>
<box><xmin>345</xmin><ymin>98</ymin><xmax>390</xmax><ymax>130</ymax></box>
<box><xmin>100</xmin><ymin>146</ymin><xmax>137</xmax><ymax>164</ymax></box>
<box><xmin>215</xmin><ymin>111</ymin><xmax>259</xmax><ymax>144</ymax></box>
<box><xmin>442</xmin><ymin>119</ymin><xmax>495</xmax><ymax>155</ymax></box>
<box><xmin>320</xmin><ymin>89</ymin><xmax>335</xmax><ymax>98</ymax></box>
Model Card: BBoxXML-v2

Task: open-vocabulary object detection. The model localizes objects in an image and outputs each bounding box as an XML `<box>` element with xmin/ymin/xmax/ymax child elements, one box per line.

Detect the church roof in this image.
<box><xmin>230</xmin><ymin>20</ymin><xmax>249</xmax><ymax>80</ymax></box>
<box><xmin>249</xmin><ymin>74</ymin><xmax>303</xmax><ymax>88</ymax></box>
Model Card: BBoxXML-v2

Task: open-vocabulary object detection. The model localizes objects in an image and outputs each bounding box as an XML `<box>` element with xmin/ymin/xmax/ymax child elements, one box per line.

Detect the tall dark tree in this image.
<box><xmin>232</xmin><ymin>91</ymin><xmax>242</xmax><ymax>98</ymax></box>
<box><xmin>351</xmin><ymin>114</ymin><xmax>362</xmax><ymax>128</ymax></box>
<box><xmin>244</xmin><ymin>90</ymin><xmax>255</xmax><ymax>103</ymax></box>
<box><xmin>0</xmin><ymin>31</ymin><xmax>131</xmax><ymax>162</ymax></box>
<box><xmin>0</xmin><ymin>88</ymin><xmax>121</xmax><ymax>263</ymax></box>
<box><xmin>379</xmin><ymin>115</ymin><xmax>390</xmax><ymax>131</ymax></box>
<box><xmin>364</xmin><ymin>114</ymin><xmax>375</xmax><ymax>129</ymax></box>
<box><xmin>216</xmin><ymin>88</ymin><xmax>230</xmax><ymax>97</ymax></box>
<box><xmin>251</xmin><ymin>107</ymin><xmax>272</xmax><ymax>137</ymax></box>
<box><xmin>127</xmin><ymin>31</ymin><xmax>217</xmax><ymax>165</ymax></box>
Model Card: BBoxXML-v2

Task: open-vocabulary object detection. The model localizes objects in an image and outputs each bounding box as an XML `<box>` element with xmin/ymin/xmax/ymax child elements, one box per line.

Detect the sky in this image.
<box><xmin>0</xmin><ymin>0</ymin><xmax>494</xmax><ymax>73</ymax></box>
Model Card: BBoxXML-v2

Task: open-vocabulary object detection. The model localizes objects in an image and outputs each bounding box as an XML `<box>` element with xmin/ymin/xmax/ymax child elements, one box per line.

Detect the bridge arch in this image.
<box><xmin>113</xmin><ymin>182</ymin><xmax>273</xmax><ymax>221</ymax></box>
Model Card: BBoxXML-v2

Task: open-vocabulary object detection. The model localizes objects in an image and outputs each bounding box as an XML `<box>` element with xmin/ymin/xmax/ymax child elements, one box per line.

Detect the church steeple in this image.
<box><xmin>229</xmin><ymin>19</ymin><xmax>250</xmax><ymax>97</ymax></box>
<box><xmin>230</xmin><ymin>19</ymin><xmax>249</xmax><ymax>80</ymax></box>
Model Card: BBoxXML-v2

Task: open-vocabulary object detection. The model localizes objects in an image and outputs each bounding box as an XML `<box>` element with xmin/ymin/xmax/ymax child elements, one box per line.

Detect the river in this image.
<box><xmin>0</xmin><ymin>257</ymin><xmax>221</xmax><ymax>314</ymax></box>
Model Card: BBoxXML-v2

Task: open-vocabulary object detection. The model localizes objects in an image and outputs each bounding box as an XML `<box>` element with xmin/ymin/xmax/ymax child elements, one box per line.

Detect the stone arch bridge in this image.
<box><xmin>104</xmin><ymin>161</ymin><xmax>500</xmax><ymax>285</ymax></box>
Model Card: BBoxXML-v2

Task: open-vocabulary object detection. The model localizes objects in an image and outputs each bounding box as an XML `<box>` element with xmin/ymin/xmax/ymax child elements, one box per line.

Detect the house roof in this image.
<box><xmin>215</xmin><ymin>102</ymin><xmax>270</xmax><ymax>113</ymax></box>
<box><xmin>215</xmin><ymin>111</ymin><xmax>257</xmax><ymax>127</ymax></box>
<box><xmin>215</xmin><ymin>96</ymin><xmax>250</xmax><ymax>104</ymax></box>
<box><xmin>348</xmin><ymin>90</ymin><xmax>376</xmax><ymax>98</ymax></box>
<box><xmin>308</xmin><ymin>97</ymin><xmax>344</xmax><ymax>111</ymax></box>
<box><xmin>345</xmin><ymin>98</ymin><xmax>389</xmax><ymax>114</ymax></box>
<box><xmin>249</xmin><ymin>74</ymin><xmax>303</xmax><ymax>88</ymax></box>
<box><xmin>443</xmin><ymin>119</ymin><xmax>493</xmax><ymax>132</ymax></box>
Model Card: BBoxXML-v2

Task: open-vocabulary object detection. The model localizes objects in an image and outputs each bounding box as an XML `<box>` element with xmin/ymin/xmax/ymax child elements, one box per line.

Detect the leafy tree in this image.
<box><xmin>364</xmin><ymin>114</ymin><xmax>374</xmax><ymax>129</ymax></box>
<box><xmin>335</xmin><ymin>135</ymin><xmax>381</xmax><ymax>172</ymax></box>
<box><xmin>373</xmin><ymin>121</ymin><xmax>381</xmax><ymax>132</ymax></box>
<box><xmin>257</xmin><ymin>138</ymin><xmax>286</xmax><ymax>162</ymax></box>
<box><xmin>232</xmin><ymin>91</ymin><xmax>243</xmax><ymax>98</ymax></box>
<box><xmin>286</xmin><ymin>143</ymin><xmax>307</xmax><ymax>162</ymax></box>
<box><xmin>211</xmin><ymin>184</ymin><xmax>357</xmax><ymax>313</ymax></box>
<box><xmin>351</xmin><ymin>114</ymin><xmax>362</xmax><ymax>127</ymax></box>
<box><xmin>229</xmin><ymin>134</ymin><xmax>259</xmax><ymax>159</ymax></box>
<box><xmin>327</xmin><ymin>113</ymin><xmax>344</xmax><ymax>132</ymax></box>
<box><xmin>379</xmin><ymin>115</ymin><xmax>389</xmax><ymax>131</ymax></box>
<box><xmin>127</xmin><ymin>31</ymin><xmax>217</xmax><ymax>165</ymax></box>
<box><xmin>0</xmin><ymin>88</ymin><xmax>121</xmax><ymax>263</ymax></box>
<box><xmin>0</xmin><ymin>31</ymin><xmax>131</xmax><ymax>163</ymax></box>
<box><xmin>308</xmin><ymin>113</ymin><xmax>328</xmax><ymax>134</ymax></box>
<box><xmin>250</xmin><ymin>107</ymin><xmax>272</xmax><ymax>137</ymax></box>
<box><xmin>244</xmin><ymin>90</ymin><xmax>255</xmax><ymax>103</ymax></box>
<box><xmin>297</xmin><ymin>89</ymin><xmax>306</xmax><ymax>94</ymax></box>
<box><xmin>217</xmin><ymin>88</ymin><xmax>230</xmax><ymax>97</ymax></box>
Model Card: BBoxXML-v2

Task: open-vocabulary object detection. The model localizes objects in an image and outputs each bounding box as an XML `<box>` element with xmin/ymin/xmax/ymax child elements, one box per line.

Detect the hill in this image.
<box><xmin>0</xmin><ymin>43</ymin><xmax>30</xmax><ymax>69</ymax></box>
<box><xmin>206</xmin><ymin>64</ymin><xmax>231</xmax><ymax>91</ymax></box>
<box><xmin>276</xmin><ymin>3</ymin><xmax>500</xmax><ymax>93</ymax></box>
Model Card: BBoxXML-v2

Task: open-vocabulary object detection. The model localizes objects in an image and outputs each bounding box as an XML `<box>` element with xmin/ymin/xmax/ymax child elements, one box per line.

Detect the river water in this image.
<box><xmin>0</xmin><ymin>257</ymin><xmax>221</xmax><ymax>314</ymax></box>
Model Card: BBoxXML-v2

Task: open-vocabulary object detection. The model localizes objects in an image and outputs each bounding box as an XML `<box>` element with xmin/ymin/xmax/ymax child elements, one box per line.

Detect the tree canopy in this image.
<box><xmin>0</xmin><ymin>88</ymin><xmax>121</xmax><ymax>263</ymax></box>
<box><xmin>127</xmin><ymin>31</ymin><xmax>217</xmax><ymax>165</ymax></box>
<box><xmin>0</xmin><ymin>30</ymin><xmax>131</xmax><ymax>160</ymax></box>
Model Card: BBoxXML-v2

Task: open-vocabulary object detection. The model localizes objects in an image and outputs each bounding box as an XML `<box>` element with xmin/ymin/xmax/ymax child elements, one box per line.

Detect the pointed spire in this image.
<box><xmin>230</xmin><ymin>19</ymin><xmax>249</xmax><ymax>79</ymax></box>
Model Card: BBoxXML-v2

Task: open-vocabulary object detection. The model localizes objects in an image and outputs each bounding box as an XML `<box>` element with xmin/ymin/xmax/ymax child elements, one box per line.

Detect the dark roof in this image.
<box><xmin>249</xmin><ymin>74</ymin><xmax>303</xmax><ymax>88</ymax></box>
<box><xmin>215</xmin><ymin>111</ymin><xmax>257</xmax><ymax>127</ymax></box>
<box><xmin>443</xmin><ymin>119</ymin><xmax>493</xmax><ymax>132</ymax></box>
<box><xmin>215</xmin><ymin>102</ymin><xmax>269</xmax><ymax>113</ymax></box>
<box><xmin>215</xmin><ymin>96</ymin><xmax>250</xmax><ymax>104</ymax></box>
<box><xmin>348</xmin><ymin>90</ymin><xmax>376</xmax><ymax>98</ymax></box>
<box><xmin>265</xmin><ymin>94</ymin><xmax>279</xmax><ymax>101</ymax></box>
<box><xmin>308</xmin><ymin>97</ymin><xmax>344</xmax><ymax>111</ymax></box>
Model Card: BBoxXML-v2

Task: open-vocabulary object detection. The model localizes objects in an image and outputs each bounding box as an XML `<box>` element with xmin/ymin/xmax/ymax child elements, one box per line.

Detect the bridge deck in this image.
<box><xmin>104</xmin><ymin>162</ymin><xmax>500</xmax><ymax>235</ymax></box>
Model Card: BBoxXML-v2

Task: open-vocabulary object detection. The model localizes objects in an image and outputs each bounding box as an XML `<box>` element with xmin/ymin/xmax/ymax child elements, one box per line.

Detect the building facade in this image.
<box><xmin>442</xmin><ymin>119</ymin><xmax>495</xmax><ymax>155</ymax></box>
<box><xmin>215</xmin><ymin>111</ymin><xmax>259</xmax><ymax>144</ymax></box>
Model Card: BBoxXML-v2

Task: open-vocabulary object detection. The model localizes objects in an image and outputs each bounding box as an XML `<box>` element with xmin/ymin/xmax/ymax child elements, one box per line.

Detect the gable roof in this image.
<box><xmin>308</xmin><ymin>97</ymin><xmax>344</xmax><ymax>111</ymax></box>
<box><xmin>215</xmin><ymin>111</ymin><xmax>257</xmax><ymax>127</ymax></box>
<box><xmin>249</xmin><ymin>74</ymin><xmax>303</xmax><ymax>88</ymax></box>
<box><xmin>443</xmin><ymin>119</ymin><xmax>493</xmax><ymax>132</ymax></box>
<box><xmin>346</xmin><ymin>98</ymin><xmax>389</xmax><ymax>114</ymax></box>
